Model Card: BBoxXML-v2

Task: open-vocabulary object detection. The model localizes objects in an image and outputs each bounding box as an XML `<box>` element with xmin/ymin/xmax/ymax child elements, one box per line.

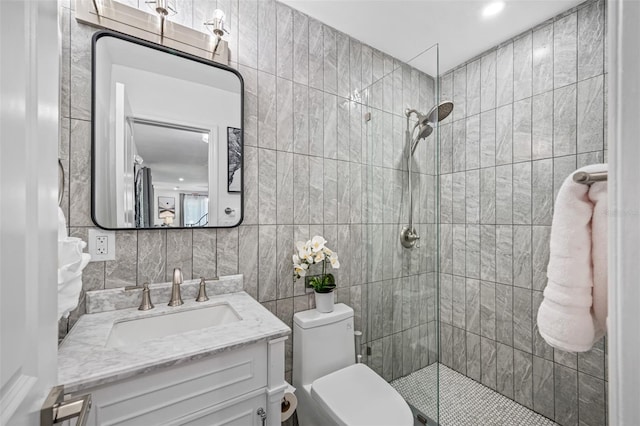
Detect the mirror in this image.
<box><xmin>91</xmin><ymin>31</ymin><xmax>243</xmax><ymax>229</ymax></box>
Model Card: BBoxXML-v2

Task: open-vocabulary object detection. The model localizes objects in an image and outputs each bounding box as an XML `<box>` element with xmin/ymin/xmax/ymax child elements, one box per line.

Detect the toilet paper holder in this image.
<box><xmin>281</xmin><ymin>382</ymin><xmax>297</xmax><ymax>422</ymax></box>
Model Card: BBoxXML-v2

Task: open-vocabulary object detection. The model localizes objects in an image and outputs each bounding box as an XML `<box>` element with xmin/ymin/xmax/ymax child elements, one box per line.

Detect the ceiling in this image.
<box><xmin>279</xmin><ymin>0</ymin><xmax>584</xmax><ymax>75</ymax></box>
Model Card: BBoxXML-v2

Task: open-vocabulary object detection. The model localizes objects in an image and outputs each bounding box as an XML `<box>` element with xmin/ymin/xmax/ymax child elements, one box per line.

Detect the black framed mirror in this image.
<box><xmin>91</xmin><ymin>30</ymin><xmax>244</xmax><ymax>229</ymax></box>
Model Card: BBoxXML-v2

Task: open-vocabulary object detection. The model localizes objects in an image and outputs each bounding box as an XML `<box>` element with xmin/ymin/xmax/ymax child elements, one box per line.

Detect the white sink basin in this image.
<box><xmin>105</xmin><ymin>303</ymin><xmax>241</xmax><ymax>348</ymax></box>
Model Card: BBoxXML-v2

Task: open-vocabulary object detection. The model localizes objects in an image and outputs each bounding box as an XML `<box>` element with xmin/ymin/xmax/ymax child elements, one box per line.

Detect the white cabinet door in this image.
<box><xmin>178</xmin><ymin>393</ymin><xmax>267</xmax><ymax>426</ymax></box>
<box><xmin>0</xmin><ymin>0</ymin><xmax>60</xmax><ymax>424</ymax></box>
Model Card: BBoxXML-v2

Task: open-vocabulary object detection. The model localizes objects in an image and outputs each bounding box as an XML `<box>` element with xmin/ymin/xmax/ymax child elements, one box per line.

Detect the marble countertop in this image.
<box><xmin>58</xmin><ymin>291</ymin><xmax>291</xmax><ymax>394</ymax></box>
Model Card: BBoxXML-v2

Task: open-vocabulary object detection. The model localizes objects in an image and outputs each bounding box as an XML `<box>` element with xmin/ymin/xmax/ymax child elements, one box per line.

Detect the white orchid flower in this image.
<box><xmin>294</xmin><ymin>263</ymin><xmax>308</xmax><ymax>277</ymax></box>
<box><xmin>293</xmin><ymin>236</ymin><xmax>339</xmax><ymax>281</ymax></box>
<box><xmin>310</xmin><ymin>236</ymin><xmax>327</xmax><ymax>252</ymax></box>
<box><xmin>296</xmin><ymin>240</ymin><xmax>312</xmax><ymax>261</ymax></box>
<box><xmin>296</xmin><ymin>241</ymin><xmax>307</xmax><ymax>253</ymax></box>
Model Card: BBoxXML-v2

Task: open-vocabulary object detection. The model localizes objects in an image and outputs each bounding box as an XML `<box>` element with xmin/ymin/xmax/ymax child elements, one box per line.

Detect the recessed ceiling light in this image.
<box><xmin>179</xmin><ymin>177</ymin><xmax>184</xmax><ymax>182</ymax></box>
<box><xmin>482</xmin><ymin>1</ymin><xmax>505</xmax><ymax>18</ymax></box>
<box><xmin>174</xmin><ymin>186</ymin><xmax>179</xmax><ymax>190</ymax></box>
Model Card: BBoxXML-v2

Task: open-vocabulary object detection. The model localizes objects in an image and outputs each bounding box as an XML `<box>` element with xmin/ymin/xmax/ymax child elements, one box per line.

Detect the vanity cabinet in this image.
<box><xmin>70</xmin><ymin>338</ymin><xmax>286</xmax><ymax>426</ymax></box>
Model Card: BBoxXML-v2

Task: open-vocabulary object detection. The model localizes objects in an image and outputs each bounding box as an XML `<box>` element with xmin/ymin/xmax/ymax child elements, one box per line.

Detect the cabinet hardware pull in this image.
<box><xmin>256</xmin><ymin>407</ymin><xmax>267</xmax><ymax>426</ymax></box>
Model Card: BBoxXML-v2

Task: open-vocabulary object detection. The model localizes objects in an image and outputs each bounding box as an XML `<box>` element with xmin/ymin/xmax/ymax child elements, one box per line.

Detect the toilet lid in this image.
<box><xmin>311</xmin><ymin>363</ymin><xmax>414</xmax><ymax>426</ymax></box>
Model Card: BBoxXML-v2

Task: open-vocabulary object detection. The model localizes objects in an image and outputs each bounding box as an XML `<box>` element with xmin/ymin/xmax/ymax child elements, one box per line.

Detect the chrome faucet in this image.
<box><xmin>168</xmin><ymin>268</ymin><xmax>184</xmax><ymax>306</ymax></box>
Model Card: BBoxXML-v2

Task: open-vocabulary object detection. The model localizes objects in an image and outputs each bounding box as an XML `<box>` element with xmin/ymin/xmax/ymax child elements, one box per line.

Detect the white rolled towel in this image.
<box><xmin>58</xmin><ymin>208</ymin><xmax>91</xmax><ymax>319</ymax></box>
<box><xmin>536</xmin><ymin>164</ymin><xmax>607</xmax><ymax>352</ymax></box>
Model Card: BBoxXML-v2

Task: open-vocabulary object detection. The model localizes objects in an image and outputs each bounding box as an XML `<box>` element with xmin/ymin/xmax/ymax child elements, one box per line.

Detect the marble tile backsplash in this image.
<box><xmin>58</xmin><ymin>0</ymin><xmax>438</xmax><ymax>383</ymax></box>
<box><xmin>438</xmin><ymin>1</ymin><xmax>608</xmax><ymax>425</ymax></box>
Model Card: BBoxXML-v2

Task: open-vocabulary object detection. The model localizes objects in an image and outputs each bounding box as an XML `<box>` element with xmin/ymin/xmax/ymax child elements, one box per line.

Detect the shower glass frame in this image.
<box><xmin>362</xmin><ymin>43</ymin><xmax>441</xmax><ymax>425</ymax></box>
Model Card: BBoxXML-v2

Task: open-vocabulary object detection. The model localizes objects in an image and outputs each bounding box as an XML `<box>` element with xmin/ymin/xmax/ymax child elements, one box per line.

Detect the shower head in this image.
<box><xmin>410</xmin><ymin>122</ymin><xmax>433</xmax><ymax>156</ymax></box>
<box><xmin>415</xmin><ymin>120</ymin><xmax>433</xmax><ymax>140</ymax></box>
<box><xmin>406</xmin><ymin>101</ymin><xmax>454</xmax><ymax>156</ymax></box>
<box><xmin>426</xmin><ymin>101</ymin><xmax>454</xmax><ymax>124</ymax></box>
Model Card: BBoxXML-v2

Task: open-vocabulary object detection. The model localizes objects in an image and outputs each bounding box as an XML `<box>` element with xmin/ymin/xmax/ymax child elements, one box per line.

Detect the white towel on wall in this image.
<box><xmin>58</xmin><ymin>207</ymin><xmax>91</xmax><ymax>320</ymax></box>
<box><xmin>536</xmin><ymin>164</ymin><xmax>608</xmax><ymax>353</ymax></box>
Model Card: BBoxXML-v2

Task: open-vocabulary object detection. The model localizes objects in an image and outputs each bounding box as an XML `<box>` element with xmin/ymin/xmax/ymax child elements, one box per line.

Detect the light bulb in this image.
<box><xmin>205</xmin><ymin>8</ymin><xmax>229</xmax><ymax>37</ymax></box>
<box><xmin>213</xmin><ymin>9</ymin><xmax>226</xmax><ymax>22</ymax></box>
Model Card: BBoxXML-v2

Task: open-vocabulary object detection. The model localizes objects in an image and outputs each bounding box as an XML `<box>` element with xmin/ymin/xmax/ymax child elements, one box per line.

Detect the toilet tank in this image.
<box><xmin>293</xmin><ymin>304</ymin><xmax>356</xmax><ymax>387</ymax></box>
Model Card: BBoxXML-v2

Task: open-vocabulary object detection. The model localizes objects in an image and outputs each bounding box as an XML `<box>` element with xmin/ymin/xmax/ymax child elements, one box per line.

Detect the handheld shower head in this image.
<box><xmin>410</xmin><ymin>122</ymin><xmax>433</xmax><ymax>155</ymax></box>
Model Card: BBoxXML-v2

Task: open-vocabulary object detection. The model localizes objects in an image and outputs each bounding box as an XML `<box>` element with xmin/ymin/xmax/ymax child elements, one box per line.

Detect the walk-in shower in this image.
<box><xmin>400</xmin><ymin>101</ymin><xmax>454</xmax><ymax>249</ymax></box>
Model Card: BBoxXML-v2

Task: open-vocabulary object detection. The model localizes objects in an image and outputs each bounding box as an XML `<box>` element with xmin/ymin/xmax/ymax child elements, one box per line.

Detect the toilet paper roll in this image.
<box><xmin>281</xmin><ymin>384</ymin><xmax>298</xmax><ymax>422</ymax></box>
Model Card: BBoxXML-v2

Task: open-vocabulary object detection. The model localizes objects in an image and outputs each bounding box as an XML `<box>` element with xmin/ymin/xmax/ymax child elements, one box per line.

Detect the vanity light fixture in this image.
<box><xmin>204</xmin><ymin>9</ymin><xmax>230</xmax><ymax>60</ymax></box>
<box><xmin>145</xmin><ymin>0</ymin><xmax>178</xmax><ymax>38</ymax></box>
<box><xmin>146</xmin><ymin>0</ymin><xmax>177</xmax><ymax>17</ymax></box>
<box><xmin>482</xmin><ymin>1</ymin><xmax>505</xmax><ymax>18</ymax></box>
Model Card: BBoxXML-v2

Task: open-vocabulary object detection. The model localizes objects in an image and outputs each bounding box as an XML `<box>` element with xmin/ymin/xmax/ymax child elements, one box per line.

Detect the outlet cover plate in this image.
<box><xmin>88</xmin><ymin>229</ymin><xmax>116</xmax><ymax>261</ymax></box>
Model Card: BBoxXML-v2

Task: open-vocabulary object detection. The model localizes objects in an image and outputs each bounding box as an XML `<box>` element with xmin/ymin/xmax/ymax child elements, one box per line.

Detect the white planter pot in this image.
<box><xmin>314</xmin><ymin>291</ymin><xmax>334</xmax><ymax>313</ymax></box>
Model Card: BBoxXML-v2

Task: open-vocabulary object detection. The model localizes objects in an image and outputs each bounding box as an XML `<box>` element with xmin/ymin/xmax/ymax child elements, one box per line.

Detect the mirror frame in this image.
<box><xmin>91</xmin><ymin>30</ymin><xmax>244</xmax><ymax>230</ymax></box>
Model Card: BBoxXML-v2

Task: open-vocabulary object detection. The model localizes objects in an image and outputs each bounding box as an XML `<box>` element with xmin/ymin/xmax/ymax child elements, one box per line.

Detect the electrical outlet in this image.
<box><xmin>88</xmin><ymin>229</ymin><xmax>116</xmax><ymax>261</ymax></box>
<box><xmin>96</xmin><ymin>236</ymin><xmax>108</xmax><ymax>255</ymax></box>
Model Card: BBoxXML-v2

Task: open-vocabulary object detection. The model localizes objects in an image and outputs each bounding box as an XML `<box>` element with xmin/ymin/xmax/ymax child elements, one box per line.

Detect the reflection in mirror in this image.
<box><xmin>92</xmin><ymin>31</ymin><xmax>243</xmax><ymax>229</ymax></box>
<box><xmin>130</xmin><ymin>120</ymin><xmax>210</xmax><ymax>227</ymax></box>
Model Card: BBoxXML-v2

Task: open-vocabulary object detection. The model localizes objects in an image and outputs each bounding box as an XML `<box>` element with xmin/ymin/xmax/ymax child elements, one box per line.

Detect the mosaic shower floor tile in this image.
<box><xmin>391</xmin><ymin>363</ymin><xmax>558</xmax><ymax>426</ymax></box>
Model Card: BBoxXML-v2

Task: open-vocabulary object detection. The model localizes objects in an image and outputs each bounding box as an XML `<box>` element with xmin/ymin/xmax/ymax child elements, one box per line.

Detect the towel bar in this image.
<box><xmin>573</xmin><ymin>170</ymin><xmax>607</xmax><ymax>184</ymax></box>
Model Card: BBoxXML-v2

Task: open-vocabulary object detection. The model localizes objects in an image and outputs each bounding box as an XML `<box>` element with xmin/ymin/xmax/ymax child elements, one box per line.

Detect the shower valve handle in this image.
<box><xmin>400</xmin><ymin>226</ymin><xmax>420</xmax><ymax>249</ymax></box>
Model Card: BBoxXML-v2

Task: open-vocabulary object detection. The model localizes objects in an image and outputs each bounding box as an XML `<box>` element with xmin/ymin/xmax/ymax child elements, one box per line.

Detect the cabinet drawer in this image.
<box><xmin>85</xmin><ymin>343</ymin><xmax>267</xmax><ymax>426</ymax></box>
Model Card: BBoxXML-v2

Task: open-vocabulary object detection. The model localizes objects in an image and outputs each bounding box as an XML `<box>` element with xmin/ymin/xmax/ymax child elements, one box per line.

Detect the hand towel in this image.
<box><xmin>58</xmin><ymin>207</ymin><xmax>91</xmax><ymax>319</ymax></box>
<box><xmin>536</xmin><ymin>164</ymin><xmax>608</xmax><ymax>352</ymax></box>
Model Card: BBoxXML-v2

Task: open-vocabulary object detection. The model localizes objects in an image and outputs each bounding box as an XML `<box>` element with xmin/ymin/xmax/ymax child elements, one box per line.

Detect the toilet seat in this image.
<box><xmin>310</xmin><ymin>363</ymin><xmax>414</xmax><ymax>426</ymax></box>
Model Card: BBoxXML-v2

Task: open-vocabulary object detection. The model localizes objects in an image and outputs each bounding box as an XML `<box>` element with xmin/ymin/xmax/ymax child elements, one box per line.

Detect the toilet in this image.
<box><xmin>293</xmin><ymin>304</ymin><xmax>414</xmax><ymax>426</ymax></box>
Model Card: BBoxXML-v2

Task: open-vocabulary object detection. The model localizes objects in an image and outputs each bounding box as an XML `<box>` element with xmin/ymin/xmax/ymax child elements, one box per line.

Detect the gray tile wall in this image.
<box><xmin>438</xmin><ymin>1</ymin><xmax>608</xmax><ymax>424</ymax></box>
<box><xmin>58</xmin><ymin>0</ymin><xmax>437</xmax><ymax>383</ymax></box>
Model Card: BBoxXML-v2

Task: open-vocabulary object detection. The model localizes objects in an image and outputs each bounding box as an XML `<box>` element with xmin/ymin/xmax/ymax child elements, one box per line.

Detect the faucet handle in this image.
<box><xmin>196</xmin><ymin>277</ymin><xmax>210</xmax><ymax>302</ymax></box>
<box><xmin>138</xmin><ymin>282</ymin><xmax>154</xmax><ymax>311</ymax></box>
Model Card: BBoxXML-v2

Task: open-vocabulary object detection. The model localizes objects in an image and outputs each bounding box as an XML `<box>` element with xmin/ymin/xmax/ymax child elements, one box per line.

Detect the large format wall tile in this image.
<box><xmin>554</xmin><ymin>12</ymin><xmax>578</xmax><ymax>88</ymax></box>
<box><xmin>496</xmin><ymin>42</ymin><xmax>514</xmax><ymax>107</ymax></box>
<box><xmin>578</xmin><ymin>0</ymin><xmax>605</xmax><ymax>81</ymax></box>
<box><xmin>532</xmin><ymin>23</ymin><xmax>554</xmax><ymax>95</ymax></box>
<box><xmin>513</xmin><ymin>32</ymin><xmax>532</xmax><ymax>101</ymax></box>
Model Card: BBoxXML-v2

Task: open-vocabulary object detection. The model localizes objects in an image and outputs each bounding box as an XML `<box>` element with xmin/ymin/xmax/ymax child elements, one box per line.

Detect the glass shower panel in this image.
<box><xmin>363</xmin><ymin>44</ymin><xmax>440</xmax><ymax>425</ymax></box>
